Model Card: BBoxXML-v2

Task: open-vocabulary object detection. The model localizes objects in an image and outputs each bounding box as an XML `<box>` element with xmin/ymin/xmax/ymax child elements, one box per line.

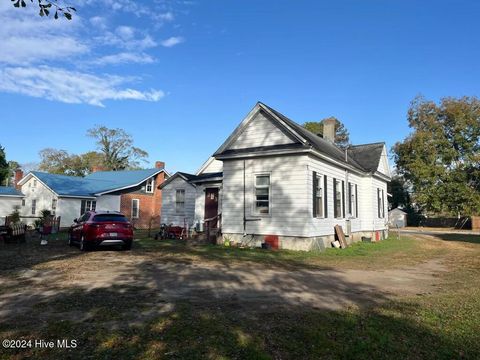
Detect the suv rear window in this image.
<box><xmin>92</xmin><ymin>214</ymin><xmax>129</xmax><ymax>222</ymax></box>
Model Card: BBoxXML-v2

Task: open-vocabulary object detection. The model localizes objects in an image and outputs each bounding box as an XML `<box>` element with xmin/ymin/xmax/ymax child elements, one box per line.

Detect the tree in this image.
<box><xmin>87</xmin><ymin>126</ymin><xmax>148</xmax><ymax>171</ymax></box>
<box><xmin>392</xmin><ymin>96</ymin><xmax>480</xmax><ymax>217</ymax></box>
<box><xmin>0</xmin><ymin>146</ymin><xmax>9</xmax><ymax>186</ymax></box>
<box><xmin>38</xmin><ymin>149</ymin><xmax>104</xmax><ymax>176</ymax></box>
<box><xmin>303</xmin><ymin>117</ymin><xmax>350</xmax><ymax>148</ymax></box>
<box><xmin>11</xmin><ymin>0</ymin><xmax>76</xmax><ymax>20</ymax></box>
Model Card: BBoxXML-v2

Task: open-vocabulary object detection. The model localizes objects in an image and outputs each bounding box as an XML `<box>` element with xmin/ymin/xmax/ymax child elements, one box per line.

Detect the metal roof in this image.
<box><xmin>0</xmin><ymin>186</ymin><xmax>24</xmax><ymax>197</ymax></box>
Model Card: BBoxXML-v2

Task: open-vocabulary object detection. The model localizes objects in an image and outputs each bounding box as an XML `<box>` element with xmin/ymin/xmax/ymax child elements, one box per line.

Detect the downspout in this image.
<box><xmin>243</xmin><ymin>159</ymin><xmax>246</xmax><ymax>234</ymax></box>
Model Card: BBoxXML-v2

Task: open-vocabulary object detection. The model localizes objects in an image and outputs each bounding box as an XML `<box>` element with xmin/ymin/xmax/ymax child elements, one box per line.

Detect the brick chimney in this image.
<box><xmin>14</xmin><ymin>169</ymin><xmax>23</xmax><ymax>190</ymax></box>
<box><xmin>323</xmin><ymin>118</ymin><xmax>336</xmax><ymax>142</ymax></box>
<box><xmin>155</xmin><ymin>161</ymin><xmax>165</xmax><ymax>169</ymax></box>
<box><xmin>91</xmin><ymin>165</ymin><xmax>105</xmax><ymax>173</ymax></box>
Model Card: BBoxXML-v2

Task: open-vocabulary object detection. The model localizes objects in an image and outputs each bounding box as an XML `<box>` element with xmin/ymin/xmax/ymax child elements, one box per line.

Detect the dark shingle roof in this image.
<box><xmin>160</xmin><ymin>172</ymin><xmax>223</xmax><ymax>189</ymax></box>
<box><xmin>0</xmin><ymin>187</ymin><xmax>24</xmax><ymax>197</ymax></box>
<box><xmin>347</xmin><ymin>143</ymin><xmax>385</xmax><ymax>172</ymax></box>
<box><xmin>260</xmin><ymin>103</ymin><xmax>368</xmax><ymax>171</ymax></box>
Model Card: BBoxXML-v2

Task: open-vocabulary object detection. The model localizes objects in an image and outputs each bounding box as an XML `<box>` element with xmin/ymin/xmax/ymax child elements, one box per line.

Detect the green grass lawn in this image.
<box><xmin>1</xmin><ymin>232</ymin><xmax>479</xmax><ymax>359</ymax></box>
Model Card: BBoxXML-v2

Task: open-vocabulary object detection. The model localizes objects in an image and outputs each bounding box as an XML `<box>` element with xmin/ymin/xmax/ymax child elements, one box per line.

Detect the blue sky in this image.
<box><xmin>1</xmin><ymin>0</ymin><xmax>479</xmax><ymax>174</ymax></box>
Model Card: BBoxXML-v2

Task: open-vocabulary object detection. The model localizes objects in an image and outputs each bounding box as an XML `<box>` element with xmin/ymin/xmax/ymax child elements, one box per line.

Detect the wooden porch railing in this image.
<box><xmin>204</xmin><ymin>213</ymin><xmax>222</xmax><ymax>245</ymax></box>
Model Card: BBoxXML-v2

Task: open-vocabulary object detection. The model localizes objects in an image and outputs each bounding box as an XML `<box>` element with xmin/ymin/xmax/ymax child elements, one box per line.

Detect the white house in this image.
<box><xmin>0</xmin><ymin>186</ymin><xmax>24</xmax><ymax>225</ymax></box>
<box><xmin>16</xmin><ymin>167</ymin><xmax>168</xmax><ymax>228</ymax></box>
<box><xmin>161</xmin><ymin>102</ymin><xmax>391</xmax><ymax>251</ymax></box>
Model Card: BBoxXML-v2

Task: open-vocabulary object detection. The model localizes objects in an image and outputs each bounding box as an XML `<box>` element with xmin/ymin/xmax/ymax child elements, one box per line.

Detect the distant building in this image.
<box><xmin>388</xmin><ymin>208</ymin><xmax>407</xmax><ymax>228</ymax></box>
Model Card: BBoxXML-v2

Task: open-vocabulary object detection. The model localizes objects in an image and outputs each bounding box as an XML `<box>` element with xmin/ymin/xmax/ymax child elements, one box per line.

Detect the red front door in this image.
<box><xmin>204</xmin><ymin>188</ymin><xmax>219</xmax><ymax>228</ymax></box>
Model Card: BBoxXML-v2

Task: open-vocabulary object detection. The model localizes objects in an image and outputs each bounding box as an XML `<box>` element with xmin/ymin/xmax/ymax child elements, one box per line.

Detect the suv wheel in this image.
<box><xmin>68</xmin><ymin>233</ymin><xmax>74</xmax><ymax>247</ymax></box>
<box><xmin>122</xmin><ymin>241</ymin><xmax>132</xmax><ymax>251</ymax></box>
<box><xmin>79</xmin><ymin>236</ymin><xmax>89</xmax><ymax>252</ymax></box>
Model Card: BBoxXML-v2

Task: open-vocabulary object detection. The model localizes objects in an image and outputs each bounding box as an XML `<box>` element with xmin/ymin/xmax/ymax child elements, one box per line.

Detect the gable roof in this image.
<box><xmin>347</xmin><ymin>143</ymin><xmax>385</xmax><ymax>172</ymax></box>
<box><xmin>0</xmin><ymin>186</ymin><xmax>24</xmax><ymax>197</ymax></box>
<box><xmin>160</xmin><ymin>172</ymin><xmax>223</xmax><ymax>189</ymax></box>
<box><xmin>214</xmin><ymin>102</ymin><xmax>386</xmax><ymax>175</ymax></box>
<box><xmin>20</xmin><ymin>168</ymin><xmax>165</xmax><ymax>198</ymax></box>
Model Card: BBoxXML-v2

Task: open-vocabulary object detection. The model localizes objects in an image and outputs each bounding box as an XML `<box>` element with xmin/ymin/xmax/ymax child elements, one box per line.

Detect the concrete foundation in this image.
<box><xmin>221</xmin><ymin>230</ymin><xmax>388</xmax><ymax>252</ymax></box>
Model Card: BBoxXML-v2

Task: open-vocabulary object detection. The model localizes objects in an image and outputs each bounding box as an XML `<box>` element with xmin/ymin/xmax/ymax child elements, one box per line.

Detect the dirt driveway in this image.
<box><xmin>0</xmin><ymin>238</ymin><xmax>448</xmax><ymax>324</ymax></box>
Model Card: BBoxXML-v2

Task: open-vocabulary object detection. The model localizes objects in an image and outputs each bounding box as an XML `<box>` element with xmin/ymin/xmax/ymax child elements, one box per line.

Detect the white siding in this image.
<box><xmin>376</xmin><ymin>146</ymin><xmax>391</xmax><ymax>177</ymax></box>
<box><xmin>0</xmin><ymin>197</ymin><xmax>23</xmax><ymax>224</ymax></box>
<box><xmin>57</xmin><ymin>198</ymin><xmax>82</xmax><ymax>227</ymax></box>
<box><xmin>20</xmin><ymin>176</ymin><xmax>56</xmax><ymax>224</ymax></box>
<box><xmin>161</xmin><ymin>177</ymin><xmax>196</xmax><ymax>227</ymax></box>
<box><xmin>230</xmin><ymin>112</ymin><xmax>295</xmax><ymax>149</ymax></box>
<box><xmin>222</xmin><ymin>154</ymin><xmax>389</xmax><ymax>238</ymax></box>
<box><xmin>371</xmin><ymin>177</ymin><xmax>389</xmax><ymax>231</ymax></box>
<box><xmin>222</xmin><ymin>155</ymin><xmax>310</xmax><ymax>237</ymax></box>
<box><xmin>96</xmin><ymin>195</ymin><xmax>121</xmax><ymax>212</ymax></box>
<box><xmin>197</xmin><ymin>157</ymin><xmax>223</xmax><ymax>175</ymax></box>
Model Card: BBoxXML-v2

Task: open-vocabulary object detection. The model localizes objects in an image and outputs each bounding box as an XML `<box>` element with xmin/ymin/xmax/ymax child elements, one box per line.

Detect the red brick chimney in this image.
<box><xmin>155</xmin><ymin>161</ymin><xmax>165</xmax><ymax>169</ymax></box>
<box><xmin>91</xmin><ymin>165</ymin><xmax>106</xmax><ymax>173</ymax></box>
<box><xmin>14</xmin><ymin>169</ymin><xmax>23</xmax><ymax>190</ymax></box>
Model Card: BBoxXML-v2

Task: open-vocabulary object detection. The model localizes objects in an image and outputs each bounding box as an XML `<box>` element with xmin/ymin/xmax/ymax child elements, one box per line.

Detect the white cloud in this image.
<box><xmin>0</xmin><ymin>66</ymin><xmax>164</xmax><ymax>107</ymax></box>
<box><xmin>89</xmin><ymin>16</ymin><xmax>107</xmax><ymax>29</ymax></box>
<box><xmin>91</xmin><ymin>52</ymin><xmax>155</xmax><ymax>66</ymax></box>
<box><xmin>161</xmin><ymin>36</ymin><xmax>185</xmax><ymax>47</ymax></box>
<box><xmin>155</xmin><ymin>12</ymin><xmax>175</xmax><ymax>22</ymax></box>
<box><xmin>115</xmin><ymin>25</ymin><xmax>135</xmax><ymax>40</ymax></box>
<box><xmin>0</xmin><ymin>3</ymin><xmax>88</xmax><ymax>65</ymax></box>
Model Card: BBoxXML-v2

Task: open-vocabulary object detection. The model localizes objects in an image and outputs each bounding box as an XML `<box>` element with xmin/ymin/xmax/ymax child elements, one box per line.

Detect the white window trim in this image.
<box><xmin>175</xmin><ymin>189</ymin><xmax>186</xmax><ymax>214</ymax></box>
<box><xmin>31</xmin><ymin>199</ymin><xmax>36</xmax><ymax>215</ymax></box>
<box><xmin>349</xmin><ymin>182</ymin><xmax>357</xmax><ymax>219</ymax></box>
<box><xmin>145</xmin><ymin>177</ymin><xmax>155</xmax><ymax>193</ymax></box>
<box><xmin>131</xmin><ymin>199</ymin><xmax>140</xmax><ymax>219</ymax></box>
<box><xmin>253</xmin><ymin>173</ymin><xmax>271</xmax><ymax>216</ymax></box>
<box><xmin>314</xmin><ymin>173</ymin><xmax>325</xmax><ymax>219</ymax></box>
<box><xmin>334</xmin><ymin>179</ymin><xmax>343</xmax><ymax>219</ymax></box>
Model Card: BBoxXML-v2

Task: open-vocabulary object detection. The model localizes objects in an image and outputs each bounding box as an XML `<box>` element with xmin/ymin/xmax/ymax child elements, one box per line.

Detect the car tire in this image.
<box><xmin>68</xmin><ymin>233</ymin><xmax>74</xmax><ymax>247</ymax></box>
<box><xmin>122</xmin><ymin>242</ymin><xmax>132</xmax><ymax>251</ymax></box>
<box><xmin>79</xmin><ymin>236</ymin><xmax>90</xmax><ymax>252</ymax></box>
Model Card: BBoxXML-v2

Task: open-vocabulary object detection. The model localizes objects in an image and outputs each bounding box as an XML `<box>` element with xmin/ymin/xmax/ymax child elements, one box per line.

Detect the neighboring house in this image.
<box><xmin>0</xmin><ymin>186</ymin><xmax>24</xmax><ymax>225</ymax></box>
<box><xmin>388</xmin><ymin>208</ymin><xmax>407</xmax><ymax>228</ymax></box>
<box><xmin>161</xmin><ymin>102</ymin><xmax>391</xmax><ymax>251</ymax></box>
<box><xmin>16</xmin><ymin>161</ymin><xmax>168</xmax><ymax>228</ymax></box>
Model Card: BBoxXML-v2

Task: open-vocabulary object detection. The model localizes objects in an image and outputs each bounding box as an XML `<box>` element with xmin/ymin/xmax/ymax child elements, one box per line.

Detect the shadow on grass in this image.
<box><xmin>0</xmin><ymin>255</ymin><xmax>478</xmax><ymax>359</ymax></box>
<box><xmin>433</xmin><ymin>233</ymin><xmax>480</xmax><ymax>245</ymax></box>
<box><xmin>0</xmin><ymin>232</ymin><xmax>83</xmax><ymax>272</ymax></box>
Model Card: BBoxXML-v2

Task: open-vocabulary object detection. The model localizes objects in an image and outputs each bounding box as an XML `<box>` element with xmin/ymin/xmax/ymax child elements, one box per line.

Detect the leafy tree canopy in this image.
<box><xmin>87</xmin><ymin>126</ymin><xmax>149</xmax><ymax>171</ymax></box>
<box><xmin>0</xmin><ymin>145</ymin><xmax>9</xmax><ymax>185</ymax></box>
<box><xmin>303</xmin><ymin>117</ymin><xmax>350</xmax><ymax>148</ymax></box>
<box><xmin>392</xmin><ymin>96</ymin><xmax>480</xmax><ymax>216</ymax></box>
<box><xmin>11</xmin><ymin>0</ymin><xmax>76</xmax><ymax>20</ymax></box>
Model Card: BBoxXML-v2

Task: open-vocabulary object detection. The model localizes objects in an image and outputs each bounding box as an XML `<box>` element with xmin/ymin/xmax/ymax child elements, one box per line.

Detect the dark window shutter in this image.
<box><xmin>80</xmin><ymin>200</ymin><xmax>86</xmax><ymax>216</ymax></box>
<box><xmin>333</xmin><ymin>178</ymin><xmax>337</xmax><ymax>218</ymax></box>
<box><xmin>348</xmin><ymin>182</ymin><xmax>352</xmax><ymax>215</ymax></box>
<box><xmin>312</xmin><ymin>171</ymin><xmax>317</xmax><ymax>218</ymax></box>
<box><xmin>324</xmin><ymin>175</ymin><xmax>328</xmax><ymax>218</ymax></box>
<box><xmin>381</xmin><ymin>189</ymin><xmax>385</xmax><ymax>218</ymax></box>
<box><xmin>355</xmin><ymin>184</ymin><xmax>358</xmax><ymax>217</ymax></box>
<box><xmin>342</xmin><ymin>181</ymin><xmax>345</xmax><ymax>218</ymax></box>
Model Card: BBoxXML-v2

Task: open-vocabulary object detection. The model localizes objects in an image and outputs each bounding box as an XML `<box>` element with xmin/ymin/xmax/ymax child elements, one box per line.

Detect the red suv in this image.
<box><xmin>68</xmin><ymin>211</ymin><xmax>134</xmax><ymax>251</ymax></box>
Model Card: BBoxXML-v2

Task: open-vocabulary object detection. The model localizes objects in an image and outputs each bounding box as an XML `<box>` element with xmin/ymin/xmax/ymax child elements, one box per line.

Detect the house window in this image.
<box><xmin>349</xmin><ymin>183</ymin><xmax>357</xmax><ymax>218</ymax></box>
<box><xmin>313</xmin><ymin>172</ymin><xmax>324</xmax><ymax>218</ymax></box>
<box><xmin>31</xmin><ymin>199</ymin><xmax>36</xmax><ymax>215</ymax></box>
<box><xmin>80</xmin><ymin>200</ymin><xmax>96</xmax><ymax>215</ymax></box>
<box><xmin>146</xmin><ymin>178</ymin><xmax>154</xmax><ymax>193</ymax></box>
<box><xmin>255</xmin><ymin>174</ymin><xmax>270</xmax><ymax>215</ymax></box>
<box><xmin>334</xmin><ymin>179</ymin><xmax>343</xmax><ymax>218</ymax></box>
<box><xmin>22</xmin><ymin>199</ymin><xmax>25</xmax><ymax>207</ymax></box>
<box><xmin>175</xmin><ymin>189</ymin><xmax>185</xmax><ymax>214</ymax></box>
<box><xmin>377</xmin><ymin>188</ymin><xmax>385</xmax><ymax>218</ymax></box>
<box><xmin>52</xmin><ymin>198</ymin><xmax>57</xmax><ymax>216</ymax></box>
<box><xmin>132</xmin><ymin>199</ymin><xmax>140</xmax><ymax>219</ymax></box>
<box><xmin>33</xmin><ymin>180</ymin><xmax>37</xmax><ymax>188</ymax></box>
